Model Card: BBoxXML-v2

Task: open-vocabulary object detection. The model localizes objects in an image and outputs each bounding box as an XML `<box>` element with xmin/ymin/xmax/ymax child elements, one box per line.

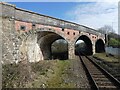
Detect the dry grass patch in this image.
<box><xmin>94</xmin><ymin>53</ymin><xmax>119</xmax><ymax>63</ymax></box>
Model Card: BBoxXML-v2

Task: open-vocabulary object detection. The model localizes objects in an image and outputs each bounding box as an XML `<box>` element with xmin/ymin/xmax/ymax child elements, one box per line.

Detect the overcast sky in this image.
<box><xmin>8</xmin><ymin>1</ymin><xmax>119</xmax><ymax>34</ymax></box>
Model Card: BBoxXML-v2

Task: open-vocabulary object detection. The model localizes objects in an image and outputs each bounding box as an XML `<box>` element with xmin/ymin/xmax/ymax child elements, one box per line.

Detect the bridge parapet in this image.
<box><xmin>0</xmin><ymin>2</ymin><xmax>104</xmax><ymax>37</ymax></box>
<box><xmin>15</xmin><ymin>8</ymin><xmax>104</xmax><ymax>37</ymax></box>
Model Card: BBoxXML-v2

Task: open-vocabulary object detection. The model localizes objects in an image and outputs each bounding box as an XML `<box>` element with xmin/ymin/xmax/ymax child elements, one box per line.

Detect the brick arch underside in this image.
<box><xmin>37</xmin><ymin>31</ymin><xmax>67</xmax><ymax>60</ymax></box>
<box><xmin>75</xmin><ymin>35</ymin><xmax>93</xmax><ymax>55</ymax></box>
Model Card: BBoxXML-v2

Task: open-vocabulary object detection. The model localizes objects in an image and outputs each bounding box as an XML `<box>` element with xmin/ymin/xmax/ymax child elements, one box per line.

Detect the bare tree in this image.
<box><xmin>98</xmin><ymin>25</ymin><xmax>115</xmax><ymax>34</ymax></box>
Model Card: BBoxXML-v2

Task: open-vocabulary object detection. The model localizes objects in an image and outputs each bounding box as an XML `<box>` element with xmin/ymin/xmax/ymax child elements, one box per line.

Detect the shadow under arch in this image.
<box><xmin>36</xmin><ymin>29</ymin><xmax>68</xmax><ymax>60</ymax></box>
<box><xmin>74</xmin><ymin>35</ymin><xmax>93</xmax><ymax>56</ymax></box>
<box><xmin>51</xmin><ymin>39</ymin><xmax>68</xmax><ymax>60</ymax></box>
<box><xmin>95</xmin><ymin>39</ymin><xmax>105</xmax><ymax>53</ymax></box>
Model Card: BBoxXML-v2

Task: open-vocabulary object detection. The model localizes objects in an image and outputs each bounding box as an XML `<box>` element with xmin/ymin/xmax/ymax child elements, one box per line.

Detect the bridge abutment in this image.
<box><xmin>1</xmin><ymin>2</ymin><xmax>19</xmax><ymax>64</ymax></box>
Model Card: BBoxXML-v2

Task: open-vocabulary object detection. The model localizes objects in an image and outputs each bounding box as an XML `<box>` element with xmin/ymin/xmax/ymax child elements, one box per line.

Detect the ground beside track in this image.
<box><xmin>92</xmin><ymin>53</ymin><xmax>120</xmax><ymax>81</ymax></box>
<box><xmin>2</xmin><ymin>57</ymin><xmax>90</xmax><ymax>88</ymax></box>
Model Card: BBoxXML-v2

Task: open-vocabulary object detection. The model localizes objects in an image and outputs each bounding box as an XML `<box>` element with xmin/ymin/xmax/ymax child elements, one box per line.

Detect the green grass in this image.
<box><xmin>93</xmin><ymin>53</ymin><xmax>119</xmax><ymax>63</ymax></box>
<box><xmin>46</xmin><ymin>60</ymin><xmax>75</xmax><ymax>88</ymax></box>
<box><xmin>29</xmin><ymin>60</ymin><xmax>76</xmax><ymax>88</ymax></box>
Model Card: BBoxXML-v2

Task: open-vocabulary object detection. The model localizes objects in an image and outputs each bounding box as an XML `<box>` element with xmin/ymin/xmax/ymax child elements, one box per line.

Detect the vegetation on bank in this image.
<box><xmin>108</xmin><ymin>38</ymin><xmax>120</xmax><ymax>48</ymax></box>
<box><xmin>93</xmin><ymin>53</ymin><xmax>119</xmax><ymax>63</ymax></box>
<box><xmin>2</xmin><ymin>60</ymin><xmax>76</xmax><ymax>88</ymax></box>
<box><xmin>107</xmin><ymin>32</ymin><xmax>120</xmax><ymax>47</ymax></box>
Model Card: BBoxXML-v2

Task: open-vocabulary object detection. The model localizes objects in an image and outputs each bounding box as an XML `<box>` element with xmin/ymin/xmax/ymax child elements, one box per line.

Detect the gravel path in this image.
<box><xmin>66</xmin><ymin>56</ymin><xmax>91</xmax><ymax>88</ymax></box>
<box><xmin>45</xmin><ymin>57</ymin><xmax>91</xmax><ymax>88</ymax></box>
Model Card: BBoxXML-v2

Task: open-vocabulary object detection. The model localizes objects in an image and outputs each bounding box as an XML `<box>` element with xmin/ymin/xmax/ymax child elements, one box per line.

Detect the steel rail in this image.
<box><xmin>78</xmin><ymin>52</ymin><xmax>120</xmax><ymax>89</ymax></box>
<box><xmin>86</xmin><ymin>56</ymin><xmax>120</xmax><ymax>89</ymax></box>
<box><xmin>79</xmin><ymin>55</ymin><xmax>99</xmax><ymax>90</ymax></box>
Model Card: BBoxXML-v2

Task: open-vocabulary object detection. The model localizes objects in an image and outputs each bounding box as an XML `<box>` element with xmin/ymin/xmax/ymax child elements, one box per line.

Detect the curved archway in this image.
<box><xmin>75</xmin><ymin>35</ymin><xmax>93</xmax><ymax>55</ymax></box>
<box><xmin>37</xmin><ymin>31</ymin><xmax>68</xmax><ymax>60</ymax></box>
<box><xmin>95</xmin><ymin>39</ymin><xmax>105</xmax><ymax>53</ymax></box>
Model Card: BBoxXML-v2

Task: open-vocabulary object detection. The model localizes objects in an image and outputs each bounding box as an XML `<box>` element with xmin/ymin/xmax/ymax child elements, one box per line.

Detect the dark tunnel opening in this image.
<box><xmin>75</xmin><ymin>35</ymin><xmax>93</xmax><ymax>56</ymax></box>
<box><xmin>95</xmin><ymin>39</ymin><xmax>105</xmax><ymax>53</ymax></box>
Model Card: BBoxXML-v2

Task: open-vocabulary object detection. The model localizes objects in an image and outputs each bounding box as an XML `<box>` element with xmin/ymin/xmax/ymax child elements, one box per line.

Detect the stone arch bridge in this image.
<box><xmin>0</xmin><ymin>2</ymin><xmax>106</xmax><ymax>64</ymax></box>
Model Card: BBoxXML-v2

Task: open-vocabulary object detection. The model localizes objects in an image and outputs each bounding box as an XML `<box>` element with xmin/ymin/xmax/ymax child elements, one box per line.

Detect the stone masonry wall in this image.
<box><xmin>0</xmin><ymin>2</ymin><xmax>2</xmax><ymax>89</ymax></box>
<box><xmin>1</xmin><ymin>3</ymin><xmax>21</xmax><ymax>64</ymax></box>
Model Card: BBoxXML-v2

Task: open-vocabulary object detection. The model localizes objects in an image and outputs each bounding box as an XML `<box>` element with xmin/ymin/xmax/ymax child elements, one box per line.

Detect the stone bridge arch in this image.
<box><xmin>19</xmin><ymin>27</ymin><xmax>70</xmax><ymax>62</ymax></box>
<box><xmin>74</xmin><ymin>34</ymin><xmax>93</xmax><ymax>55</ymax></box>
<box><xmin>73</xmin><ymin>32</ymin><xmax>92</xmax><ymax>44</ymax></box>
<box><xmin>0</xmin><ymin>2</ymin><xmax>107</xmax><ymax>64</ymax></box>
<box><xmin>36</xmin><ymin>28</ymin><xmax>69</xmax><ymax>60</ymax></box>
<box><xmin>71</xmin><ymin>32</ymin><xmax>106</xmax><ymax>56</ymax></box>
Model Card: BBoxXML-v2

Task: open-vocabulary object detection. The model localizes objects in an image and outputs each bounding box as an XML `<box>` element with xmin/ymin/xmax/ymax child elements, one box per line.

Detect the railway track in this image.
<box><xmin>79</xmin><ymin>55</ymin><xmax>120</xmax><ymax>89</ymax></box>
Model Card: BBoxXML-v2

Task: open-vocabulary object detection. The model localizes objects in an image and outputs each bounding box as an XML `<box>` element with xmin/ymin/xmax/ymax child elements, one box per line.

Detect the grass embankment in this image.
<box><xmin>2</xmin><ymin>59</ymin><xmax>75</xmax><ymax>88</ymax></box>
<box><xmin>93</xmin><ymin>53</ymin><xmax>119</xmax><ymax>63</ymax></box>
<box><xmin>46</xmin><ymin>60</ymin><xmax>75</xmax><ymax>88</ymax></box>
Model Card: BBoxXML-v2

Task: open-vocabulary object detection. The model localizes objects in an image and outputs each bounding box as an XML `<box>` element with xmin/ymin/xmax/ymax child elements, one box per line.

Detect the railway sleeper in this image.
<box><xmin>92</xmin><ymin>75</ymin><xmax>106</xmax><ymax>78</ymax></box>
<box><xmin>94</xmin><ymin>78</ymin><xmax>110</xmax><ymax>81</ymax></box>
<box><xmin>80</xmin><ymin>56</ymin><xmax>120</xmax><ymax>89</ymax></box>
<box><xmin>99</xmin><ymin>85</ymin><xmax>117</xmax><ymax>89</ymax></box>
<box><xmin>96</xmin><ymin>81</ymin><xmax>115</xmax><ymax>86</ymax></box>
<box><xmin>91</xmin><ymin>73</ymin><xmax>106</xmax><ymax>75</ymax></box>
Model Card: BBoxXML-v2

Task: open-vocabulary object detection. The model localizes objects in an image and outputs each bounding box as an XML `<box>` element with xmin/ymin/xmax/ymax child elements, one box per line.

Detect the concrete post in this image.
<box><xmin>68</xmin><ymin>41</ymin><xmax>75</xmax><ymax>59</ymax></box>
